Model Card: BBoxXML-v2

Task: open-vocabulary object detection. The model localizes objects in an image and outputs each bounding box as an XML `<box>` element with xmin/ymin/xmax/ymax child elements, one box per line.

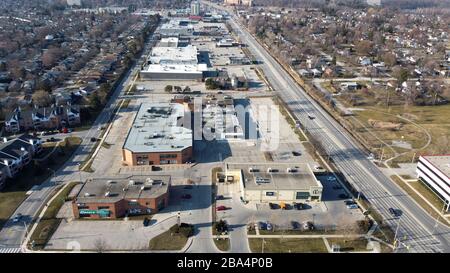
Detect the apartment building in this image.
<box><xmin>4</xmin><ymin>105</ymin><xmax>80</xmax><ymax>133</ymax></box>
<box><xmin>0</xmin><ymin>134</ymin><xmax>42</xmax><ymax>190</ymax></box>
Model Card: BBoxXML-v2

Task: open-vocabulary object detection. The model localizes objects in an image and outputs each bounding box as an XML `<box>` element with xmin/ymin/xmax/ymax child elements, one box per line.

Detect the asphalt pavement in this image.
<box><xmin>203</xmin><ymin>0</ymin><xmax>450</xmax><ymax>253</ymax></box>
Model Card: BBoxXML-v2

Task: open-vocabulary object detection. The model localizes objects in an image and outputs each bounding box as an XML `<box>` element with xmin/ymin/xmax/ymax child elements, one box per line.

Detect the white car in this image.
<box><xmin>313</xmin><ymin>165</ymin><xmax>324</xmax><ymax>171</ymax></box>
<box><xmin>347</xmin><ymin>204</ymin><xmax>359</xmax><ymax>209</ymax></box>
<box><xmin>13</xmin><ymin>213</ymin><xmax>22</xmax><ymax>223</ymax></box>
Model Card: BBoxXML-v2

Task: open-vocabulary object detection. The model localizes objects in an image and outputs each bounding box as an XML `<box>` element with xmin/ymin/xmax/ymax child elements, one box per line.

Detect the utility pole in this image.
<box><xmin>77</xmin><ymin>163</ymin><xmax>82</xmax><ymax>182</ymax></box>
<box><xmin>393</xmin><ymin>216</ymin><xmax>402</xmax><ymax>250</ymax></box>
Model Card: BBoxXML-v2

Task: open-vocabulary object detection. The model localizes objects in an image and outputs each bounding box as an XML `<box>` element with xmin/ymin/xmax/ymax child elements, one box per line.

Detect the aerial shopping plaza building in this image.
<box><xmin>72</xmin><ymin>175</ymin><xmax>171</xmax><ymax>219</ymax></box>
<box><xmin>122</xmin><ymin>103</ymin><xmax>193</xmax><ymax>166</ymax></box>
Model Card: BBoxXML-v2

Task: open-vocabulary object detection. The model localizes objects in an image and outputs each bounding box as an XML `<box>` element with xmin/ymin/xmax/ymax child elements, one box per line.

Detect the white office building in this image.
<box><xmin>416</xmin><ymin>155</ymin><xmax>450</xmax><ymax>211</ymax></box>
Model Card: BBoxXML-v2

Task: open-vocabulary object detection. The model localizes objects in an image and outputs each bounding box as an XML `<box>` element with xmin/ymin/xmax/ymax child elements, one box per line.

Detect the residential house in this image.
<box><xmin>4</xmin><ymin>105</ymin><xmax>81</xmax><ymax>133</ymax></box>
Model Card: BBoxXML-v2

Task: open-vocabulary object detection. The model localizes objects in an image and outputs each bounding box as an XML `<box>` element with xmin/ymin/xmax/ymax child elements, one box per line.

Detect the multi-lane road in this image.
<box><xmin>202</xmin><ymin>0</ymin><xmax>450</xmax><ymax>253</ymax></box>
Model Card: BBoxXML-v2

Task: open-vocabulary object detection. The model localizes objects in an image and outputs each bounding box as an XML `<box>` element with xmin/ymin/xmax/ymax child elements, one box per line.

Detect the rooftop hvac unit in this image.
<box><xmin>129</xmin><ymin>180</ymin><xmax>135</xmax><ymax>186</ymax></box>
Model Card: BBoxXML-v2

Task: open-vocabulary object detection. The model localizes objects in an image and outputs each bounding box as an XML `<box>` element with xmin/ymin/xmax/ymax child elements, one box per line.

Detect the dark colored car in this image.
<box><xmin>269</xmin><ymin>203</ymin><xmax>278</xmax><ymax>209</ymax></box>
<box><xmin>292</xmin><ymin>151</ymin><xmax>301</xmax><ymax>156</ymax></box>
<box><xmin>143</xmin><ymin>217</ymin><xmax>151</xmax><ymax>227</ymax></box>
<box><xmin>216</xmin><ymin>205</ymin><xmax>227</xmax><ymax>211</ymax></box>
<box><xmin>345</xmin><ymin>200</ymin><xmax>356</xmax><ymax>205</ymax></box>
<box><xmin>258</xmin><ymin>221</ymin><xmax>267</xmax><ymax>230</ymax></box>
<box><xmin>389</xmin><ymin>208</ymin><xmax>402</xmax><ymax>217</ymax></box>
<box><xmin>293</xmin><ymin>202</ymin><xmax>303</xmax><ymax>210</ymax></box>
<box><xmin>181</xmin><ymin>194</ymin><xmax>192</xmax><ymax>199</ymax></box>
<box><xmin>90</xmin><ymin>137</ymin><xmax>97</xmax><ymax>142</ymax></box>
<box><xmin>338</xmin><ymin>193</ymin><xmax>349</xmax><ymax>199</ymax></box>
<box><xmin>291</xmin><ymin>221</ymin><xmax>301</xmax><ymax>230</ymax></box>
<box><xmin>216</xmin><ymin>195</ymin><xmax>224</xmax><ymax>200</ymax></box>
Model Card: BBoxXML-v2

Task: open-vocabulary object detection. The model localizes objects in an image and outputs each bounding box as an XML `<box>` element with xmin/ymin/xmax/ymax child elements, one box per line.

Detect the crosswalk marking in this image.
<box><xmin>0</xmin><ymin>248</ymin><xmax>22</xmax><ymax>253</ymax></box>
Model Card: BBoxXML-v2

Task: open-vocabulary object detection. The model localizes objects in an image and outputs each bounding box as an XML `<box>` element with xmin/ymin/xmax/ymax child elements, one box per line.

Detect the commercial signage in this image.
<box><xmin>79</xmin><ymin>209</ymin><xmax>110</xmax><ymax>216</ymax></box>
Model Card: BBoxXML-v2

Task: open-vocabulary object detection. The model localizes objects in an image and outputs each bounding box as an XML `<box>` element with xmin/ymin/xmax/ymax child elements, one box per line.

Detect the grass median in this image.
<box><xmin>214</xmin><ymin>237</ymin><xmax>230</xmax><ymax>252</ymax></box>
<box><xmin>148</xmin><ymin>224</ymin><xmax>193</xmax><ymax>251</ymax></box>
<box><xmin>249</xmin><ymin>238</ymin><xmax>328</xmax><ymax>253</ymax></box>
<box><xmin>390</xmin><ymin>175</ymin><xmax>449</xmax><ymax>226</ymax></box>
<box><xmin>29</xmin><ymin>181</ymin><xmax>80</xmax><ymax>250</ymax></box>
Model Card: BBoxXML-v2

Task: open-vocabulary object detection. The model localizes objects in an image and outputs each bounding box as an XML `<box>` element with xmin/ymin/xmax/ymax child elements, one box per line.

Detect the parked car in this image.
<box><xmin>269</xmin><ymin>202</ymin><xmax>277</xmax><ymax>209</ymax></box>
<box><xmin>338</xmin><ymin>193</ymin><xmax>349</xmax><ymax>199</ymax></box>
<box><xmin>90</xmin><ymin>137</ymin><xmax>97</xmax><ymax>142</ymax></box>
<box><xmin>291</xmin><ymin>221</ymin><xmax>300</xmax><ymax>230</ymax></box>
<box><xmin>181</xmin><ymin>194</ymin><xmax>192</xmax><ymax>199</ymax></box>
<box><xmin>216</xmin><ymin>195</ymin><xmax>224</xmax><ymax>200</ymax></box>
<box><xmin>347</xmin><ymin>204</ymin><xmax>359</xmax><ymax>209</ymax></box>
<box><xmin>308</xmin><ymin>114</ymin><xmax>315</xmax><ymax>120</ymax></box>
<box><xmin>327</xmin><ymin>176</ymin><xmax>337</xmax><ymax>181</ymax></box>
<box><xmin>216</xmin><ymin>205</ymin><xmax>228</xmax><ymax>211</ymax></box>
<box><xmin>259</xmin><ymin>221</ymin><xmax>267</xmax><ymax>230</ymax></box>
<box><xmin>303</xmin><ymin>221</ymin><xmax>314</xmax><ymax>231</ymax></box>
<box><xmin>344</xmin><ymin>200</ymin><xmax>356</xmax><ymax>205</ymax></box>
<box><xmin>266</xmin><ymin>222</ymin><xmax>273</xmax><ymax>231</ymax></box>
<box><xmin>293</xmin><ymin>202</ymin><xmax>303</xmax><ymax>210</ymax></box>
<box><xmin>143</xmin><ymin>217</ymin><xmax>151</xmax><ymax>227</ymax></box>
<box><xmin>313</xmin><ymin>165</ymin><xmax>324</xmax><ymax>171</ymax></box>
<box><xmin>292</xmin><ymin>151</ymin><xmax>301</xmax><ymax>156</ymax></box>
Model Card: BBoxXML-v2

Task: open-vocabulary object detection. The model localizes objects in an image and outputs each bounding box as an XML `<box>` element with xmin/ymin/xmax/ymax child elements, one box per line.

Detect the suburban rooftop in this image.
<box><xmin>227</xmin><ymin>163</ymin><xmax>323</xmax><ymax>190</ymax></box>
<box><xmin>123</xmin><ymin>103</ymin><xmax>192</xmax><ymax>153</ymax></box>
<box><xmin>75</xmin><ymin>175</ymin><xmax>171</xmax><ymax>203</ymax></box>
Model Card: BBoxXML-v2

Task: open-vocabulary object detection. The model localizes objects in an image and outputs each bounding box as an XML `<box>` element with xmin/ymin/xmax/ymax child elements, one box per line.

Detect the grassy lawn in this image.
<box><xmin>326</xmin><ymin>238</ymin><xmax>369</xmax><ymax>252</ymax></box>
<box><xmin>342</xmin><ymin>104</ymin><xmax>450</xmax><ymax>164</ymax></box>
<box><xmin>410</xmin><ymin>180</ymin><xmax>447</xmax><ymax>214</ymax></box>
<box><xmin>249</xmin><ymin>238</ymin><xmax>328</xmax><ymax>253</ymax></box>
<box><xmin>258</xmin><ymin>229</ymin><xmax>345</xmax><ymax>235</ymax></box>
<box><xmin>390</xmin><ymin>176</ymin><xmax>449</xmax><ymax>226</ymax></box>
<box><xmin>122</xmin><ymin>99</ymin><xmax>131</xmax><ymax>109</ymax></box>
<box><xmin>214</xmin><ymin>238</ymin><xmax>230</xmax><ymax>252</ymax></box>
<box><xmin>0</xmin><ymin>137</ymin><xmax>81</xmax><ymax>230</ymax></box>
<box><xmin>148</xmin><ymin>224</ymin><xmax>190</xmax><ymax>251</ymax></box>
<box><xmin>29</xmin><ymin>181</ymin><xmax>80</xmax><ymax>249</ymax></box>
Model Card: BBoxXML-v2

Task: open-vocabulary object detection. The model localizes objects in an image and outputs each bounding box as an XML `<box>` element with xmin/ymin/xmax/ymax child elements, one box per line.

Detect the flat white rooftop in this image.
<box><xmin>421</xmin><ymin>155</ymin><xmax>450</xmax><ymax>178</ymax></box>
<box><xmin>149</xmin><ymin>45</ymin><xmax>198</xmax><ymax>65</ymax></box>
<box><xmin>143</xmin><ymin>63</ymin><xmax>207</xmax><ymax>74</ymax></box>
<box><xmin>123</xmin><ymin>103</ymin><xmax>192</xmax><ymax>153</ymax></box>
